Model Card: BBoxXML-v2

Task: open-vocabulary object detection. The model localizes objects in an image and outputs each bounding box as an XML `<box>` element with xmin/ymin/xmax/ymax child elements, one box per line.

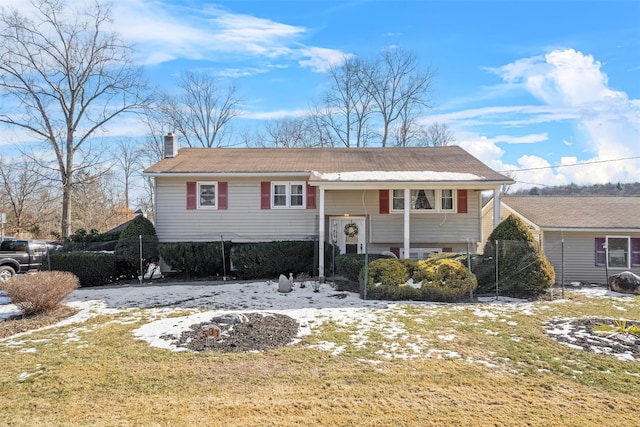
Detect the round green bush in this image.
<box><xmin>413</xmin><ymin>258</ymin><xmax>476</xmax><ymax>302</ymax></box>
<box><xmin>366</xmin><ymin>258</ymin><xmax>409</xmax><ymax>287</ymax></box>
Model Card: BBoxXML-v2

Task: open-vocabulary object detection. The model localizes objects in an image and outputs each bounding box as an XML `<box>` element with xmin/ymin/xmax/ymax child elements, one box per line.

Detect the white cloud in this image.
<box><xmin>107</xmin><ymin>1</ymin><xmax>350</xmax><ymax>73</ymax></box>
<box><xmin>453</xmin><ymin>49</ymin><xmax>640</xmax><ymax>189</ymax></box>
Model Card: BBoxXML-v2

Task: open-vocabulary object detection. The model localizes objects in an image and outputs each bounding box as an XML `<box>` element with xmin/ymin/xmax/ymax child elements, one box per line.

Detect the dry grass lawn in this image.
<box><xmin>1</xmin><ymin>291</ymin><xmax>639</xmax><ymax>426</ymax></box>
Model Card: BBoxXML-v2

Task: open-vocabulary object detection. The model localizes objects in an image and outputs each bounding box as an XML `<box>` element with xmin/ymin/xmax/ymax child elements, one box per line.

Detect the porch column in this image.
<box><xmin>403</xmin><ymin>188</ymin><xmax>410</xmax><ymax>258</ymax></box>
<box><xmin>493</xmin><ymin>188</ymin><xmax>501</xmax><ymax>228</ymax></box>
<box><xmin>318</xmin><ymin>187</ymin><xmax>326</xmax><ymax>279</ymax></box>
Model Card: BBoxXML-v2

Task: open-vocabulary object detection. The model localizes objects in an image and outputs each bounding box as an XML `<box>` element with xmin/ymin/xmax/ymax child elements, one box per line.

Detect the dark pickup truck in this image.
<box><xmin>0</xmin><ymin>239</ymin><xmax>56</xmax><ymax>282</ymax></box>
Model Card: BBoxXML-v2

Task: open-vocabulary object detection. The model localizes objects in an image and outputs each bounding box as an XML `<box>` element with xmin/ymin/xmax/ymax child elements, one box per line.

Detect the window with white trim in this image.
<box><xmin>391</xmin><ymin>189</ymin><xmax>456</xmax><ymax>212</ymax></box>
<box><xmin>595</xmin><ymin>236</ymin><xmax>640</xmax><ymax>269</ymax></box>
<box><xmin>198</xmin><ymin>182</ymin><xmax>217</xmax><ymax>208</ymax></box>
<box><xmin>272</xmin><ymin>182</ymin><xmax>305</xmax><ymax>208</ymax></box>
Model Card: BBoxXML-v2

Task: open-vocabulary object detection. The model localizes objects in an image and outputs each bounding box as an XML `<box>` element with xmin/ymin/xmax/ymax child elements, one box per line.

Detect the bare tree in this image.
<box><xmin>0</xmin><ymin>0</ymin><xmax>150</xmax><ymax>238</ymax></box>
<box><xmin>316</xmin><ymin>57</ymin><xmax>375</xmax><ymax>147</ymax></box>
<box><xmin>418</xmin><ymin>121</ymin><xmax>456</xmax><ymax>147</ymax></box>
<box><xmin>0</xmin><ymin>157</ymin><xmax>58</xmax><ymax>237</ymax></box>
<box><xmin>161</xmin><ymin>71</ymin><xmax>241</xmax><ymax>148</ymax></box>
<box><xmin>359</xmin><ymin>48</ymin><xmax>435</xmax><ymax>147</ymax></box>
<box><xmin>109</xmin><ymin>138</ymin><xmax>144</xmax><ymax>209</ymax></box>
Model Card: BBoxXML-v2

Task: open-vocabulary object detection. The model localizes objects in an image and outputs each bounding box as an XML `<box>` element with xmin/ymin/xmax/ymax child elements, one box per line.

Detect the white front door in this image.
<box><xmin>330</xmin><ymin>217</ymin><xmax>366</xmax><ymax>254</ymax></box>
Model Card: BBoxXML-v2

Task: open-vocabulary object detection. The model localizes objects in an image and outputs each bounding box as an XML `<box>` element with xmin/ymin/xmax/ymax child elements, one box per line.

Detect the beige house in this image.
<box><xmin>481</xmin><ymin>195</ymin><xmax>640</xmax><ymax>285</ymax></box>
<box><xmin>144</xmin><ymin>135</ymin><xmax>513</xmax><ymax>278</ymax></box>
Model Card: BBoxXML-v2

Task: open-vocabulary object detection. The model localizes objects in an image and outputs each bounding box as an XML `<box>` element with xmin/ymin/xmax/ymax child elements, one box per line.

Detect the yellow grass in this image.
<box><xmin>1</xmin><ymin>291</ymin><xmax>639</xmax><ymax>426</ymax></box>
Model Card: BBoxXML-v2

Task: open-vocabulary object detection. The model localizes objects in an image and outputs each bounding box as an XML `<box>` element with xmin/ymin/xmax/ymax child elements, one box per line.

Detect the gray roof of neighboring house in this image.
<box><xmin>144</xmin><ymin>146</ymin><xmax>512</xmax><ymax>184</ymax></box>
<box><xmin>500</xmin><ymin>195</ymin><xmax>640</xmax><ymax>230</ymax></box>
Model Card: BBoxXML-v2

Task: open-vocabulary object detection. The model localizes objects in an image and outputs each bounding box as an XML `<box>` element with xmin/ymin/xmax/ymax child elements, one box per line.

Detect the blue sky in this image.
<box><xmin>3</xmin><ymin>0</ymin><xmax>640</xmax><ymax>191</ymax></box>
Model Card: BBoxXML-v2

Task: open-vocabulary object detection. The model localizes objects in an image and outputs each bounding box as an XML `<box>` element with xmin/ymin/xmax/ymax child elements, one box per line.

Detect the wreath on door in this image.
<box><xmin>344</xmin><ymin>222</ymin><xmax>359</xmax><ymax>238</ymax></box>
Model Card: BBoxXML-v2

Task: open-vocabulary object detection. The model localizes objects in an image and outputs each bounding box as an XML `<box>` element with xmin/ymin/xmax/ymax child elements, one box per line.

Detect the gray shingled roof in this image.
<box><xmin>144</xmin><ymin>146</ymin><xmax>512</xmax><ymax>183</ymax></box>
<box><xmin>501</xmin><ymin>195</ymin><xmax>640</xmax><ymax>229</ymax></box>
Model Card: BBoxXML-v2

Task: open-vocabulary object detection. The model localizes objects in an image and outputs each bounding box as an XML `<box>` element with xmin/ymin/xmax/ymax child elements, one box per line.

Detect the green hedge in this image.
<box><xmin>49</xmin><ymin>252</ymin><xmax>117</xmax><ymax>287</ymax></box>
<box><xmin>159</xmin><ymin>241</ymin><xmax>231</xmax><ymax>278</ymax></box>
<box><xmin>230</xmin><ymin>241</ymin><xmax>316</xmax><ymax>280</ymax></box>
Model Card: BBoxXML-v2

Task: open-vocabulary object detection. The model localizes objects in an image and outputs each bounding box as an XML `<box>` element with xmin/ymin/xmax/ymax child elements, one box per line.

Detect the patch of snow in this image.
<box><xmin>311</xmin><ymin>170</ymin><xmax>484</xmax><ymax>182</ymax></box>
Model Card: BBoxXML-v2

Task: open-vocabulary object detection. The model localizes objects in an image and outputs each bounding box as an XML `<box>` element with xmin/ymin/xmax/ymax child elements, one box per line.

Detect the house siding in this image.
<box><xmin>324</xmin><ymin>189</ymin><xmax>482</xmax><ymax>250</ymax></box>
<box><xmin>155</xmin><ymin>177</ymin><xmax>318</xmax><ymax>242</ymax></box>
<box><xmin>543</xmin><ymin>231</ymin><xmax>640</xmax><ymax>285</ymax></box>
<box><xmin>156</xmin><ymin>178</ymin><xmax>482</xmax><ymax>253</ymax></box>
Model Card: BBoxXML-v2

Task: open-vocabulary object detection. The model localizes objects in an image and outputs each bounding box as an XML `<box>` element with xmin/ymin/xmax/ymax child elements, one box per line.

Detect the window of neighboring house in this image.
<box><xmin>272</xmin><ymin>182</ymin><xmax>305</xmax><ymax>208</ymax></box>
<box><xmin>595</xmin><ymin>236</ymin><xmax>640</xmax><ymax>269</ymax></box>
<box><xmin>198</xmin><ymin>182</ymin><xmax>217</xmax><ymax>208</ymax></box>
<box><xmin>391</xmin><ymin>189</ymin><xmax>455</xmax><ymax>212</ymax></box>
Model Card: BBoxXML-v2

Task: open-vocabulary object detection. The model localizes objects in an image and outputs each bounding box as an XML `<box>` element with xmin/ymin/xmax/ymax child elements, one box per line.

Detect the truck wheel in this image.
<box><xmin>0</xmin><ymin>265</ymin><xmax>16</xmax><ymax>282</ymax></box>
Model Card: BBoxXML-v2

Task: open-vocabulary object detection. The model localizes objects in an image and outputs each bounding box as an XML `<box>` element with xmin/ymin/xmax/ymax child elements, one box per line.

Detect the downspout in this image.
<box><xmin>403</xmin><ymin>188</ymin><xmax>410</xmax><ymax>258</ymax></box>
<box><xmin>318</xmin><ymin>187</ymin><xmax>325</xmax><ymax>279</ymax></box>
<box><xmin>493</xmin><ymin>188</ymin><xmax>501</xmax><ymax>228</ymax></box>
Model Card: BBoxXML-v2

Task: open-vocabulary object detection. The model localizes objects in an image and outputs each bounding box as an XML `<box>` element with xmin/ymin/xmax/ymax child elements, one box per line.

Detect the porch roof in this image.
<box><xmin>145</xmin><ymin>146</ymin><xmax>512</xmax><ymax>184</ymax></box>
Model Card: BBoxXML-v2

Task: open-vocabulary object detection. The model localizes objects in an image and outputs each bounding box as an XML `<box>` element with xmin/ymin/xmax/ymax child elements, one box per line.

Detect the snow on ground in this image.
<box><xmin>1</xmin><ymin>282</ymin><xmax>638</xmax><ymax>363</ymax></box>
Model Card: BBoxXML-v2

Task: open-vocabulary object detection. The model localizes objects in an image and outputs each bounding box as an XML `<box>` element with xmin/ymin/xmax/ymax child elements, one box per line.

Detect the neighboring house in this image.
<box><xmin>144</xmin><ymin>134</ymin><xmax>513</xmax><ymax>278</ymax></box>
<box><xmin>481</xmin><ymin>195</ymin><xmax>640</xmax><ymax>285</ymax></box>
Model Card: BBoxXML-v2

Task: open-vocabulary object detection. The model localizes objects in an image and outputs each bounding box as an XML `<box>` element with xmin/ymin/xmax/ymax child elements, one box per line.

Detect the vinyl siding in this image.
<box><xmin>324</xmin><ymin>189</ymin><xmax>482</xmax><ymax>248</ymax></box>
<box><xmin>156</xmin><ymin>178</ymin><xmax>483</xmax><ymax>250</ymax></box>
<box><xmin>155</xmin><ymin>177</ymin><xmax>317</xmax><ymax>242</ymax></box>
<box><xmin>543</xmin><ymin>231</ymin><xmax>640</xmax><ymax>285</ymax></box>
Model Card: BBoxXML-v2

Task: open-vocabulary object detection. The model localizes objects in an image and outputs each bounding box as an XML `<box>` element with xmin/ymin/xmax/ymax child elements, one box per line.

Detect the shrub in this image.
<box><xmin>414</xmin><ymin>258</ymin><xmax>477</xmax><ymax>302</ymax></box>
<box><xmin>49</xmin><ymin>252</ymin><xmax>117</xmax><ymax>287</ymax></box>
<box><xmin>159</xmin><ymin>241</ymin><xmax>231</xmax><ymax>278</ymax></box>
<box><xmin>115</xmin><ymin>216</ymin><xmax>159</xmax><ymax>280</ymax></box>
<box><xmin>475</xmin><ymin>213</ymin><xmax>555</xmax><ymax>297</ymax></box>
<box><xmin>334</xmin><ymin>253</ymin><xmax>389</xmax><ymax>282</ymax></box>
<box><xmin>365</xmin><ymin>258</ymin><xmax>408</xmax><ymax>287</ymax></box>
<box><xmin>364</xmin><ymin>283</ymin><xmax>421</xmax><ymax>301</ymax></box>
<box><xmin>0</xmin><ymin>271</ymin><xmax>78</xmax><ymax>315</ymax></box>
<box><xmin>231</xmin><ymin>241</ymin><xmax>315</xmax><ymax>279</ymax></box>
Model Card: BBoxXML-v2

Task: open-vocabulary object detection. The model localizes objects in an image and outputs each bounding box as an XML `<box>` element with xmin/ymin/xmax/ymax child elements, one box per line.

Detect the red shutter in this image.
<box><xmin>442</xmin><ymin>247</ymin><xmax>453</xmax><ymax>253</ymax></box>
<box><xmin>390</xmin><ymin>247</ymin><xmax>400</xmax><ymax>257</ymax></box>
<box><xmin>457</xmin><ymin>189</ymin><xmax>468</xmax><ymax>213</ymax></box>
<box><xmin>186</xmin><ymin>182</ymin><xmax>197</xmax><ymax>210</ymax></box>
<box><xmin>595</xmin><ymin>237</ymin><xmax>605</xmax><ymax>266</ymax></box>
<box><xmin>218</xmin><ymin>182</ymin><xmax>228</xmax><ymax>210</ymax></box>
<box><xmin>306</xmin><ymin>183</ymin><xmax>316</xmax><ymax>209</ymax></box>
<box><xmin>260</xmin><ymin>182</ymin><xmax>271</xmax><ymax>209</ymax></box>
<box><xmin>379</xmin><ymin>190</ymin><xmax>389</xmax><ymax>214</ymax></box>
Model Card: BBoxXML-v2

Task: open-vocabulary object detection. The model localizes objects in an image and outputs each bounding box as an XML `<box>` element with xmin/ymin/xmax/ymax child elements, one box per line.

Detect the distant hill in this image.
<box><xmin>510</xmin><ymin>182</ymin><xmax>640</xmax><ymax>196</ymax></box>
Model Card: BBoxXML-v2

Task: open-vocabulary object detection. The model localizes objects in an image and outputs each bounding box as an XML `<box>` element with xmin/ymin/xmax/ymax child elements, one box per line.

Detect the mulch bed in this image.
<box><xmin>165</xmin><ymin>312</ymin><xmax>300</xmax><ymax>353</ymax></box>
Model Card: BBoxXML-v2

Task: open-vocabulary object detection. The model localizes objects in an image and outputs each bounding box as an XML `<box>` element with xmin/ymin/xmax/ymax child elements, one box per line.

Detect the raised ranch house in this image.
<box><xmin>144</xmin><ymin>134</ymin><xmax>513</xmax><ymax>278</ymax></box>
<box><xmin>481</xmin><ymin>195</ymin><xmax>640</xmax><ymax>285</ymax></box>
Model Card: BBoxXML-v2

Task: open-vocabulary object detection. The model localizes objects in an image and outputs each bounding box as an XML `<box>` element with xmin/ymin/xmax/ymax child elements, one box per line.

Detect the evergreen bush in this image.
<box><xmin>230</xmin><ymin>241</ymin><xmax>315</xmax><ymax>279</ymax></box>
<box><xmin>414</xmin><ymin>258</ymin><xmax>476</xmax><ymax>302</ymax></box>
<box><xmin>115</xmin><ymin>215</ymin><xmax>159</xmax><ymax>280</ymax></box>
<box><xmin>49</xmin><ymin>252</ymin><xmax>116</xmax><ymax>287</ymax></box>
<box><xmin>159</xmin><ymin>241</ymin><xmax>231</xmax><ymax>278</ymax></box>
<box><xmin>365</xmin><ymin>258</ymin><xmax>408</xmax><ymax>287</ymax></box>
<box><xmin>475</xmin><ymin>213</ymin><xmax>555</xmax><ymax>296</ymax></box>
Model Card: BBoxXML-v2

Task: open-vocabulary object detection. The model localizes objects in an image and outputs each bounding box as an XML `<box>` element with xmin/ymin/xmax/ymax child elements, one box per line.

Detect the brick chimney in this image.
<box><xmin>164</xmin><ymin>132</ymin><xmax>178</xmax><ymax>158</ymax></box>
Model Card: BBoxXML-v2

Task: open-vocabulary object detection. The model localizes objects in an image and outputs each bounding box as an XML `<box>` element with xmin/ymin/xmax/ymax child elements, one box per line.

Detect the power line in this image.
<box><xmin>499</xmin><ymin>155</ymin><xmax>640</xmax><ymax>173</ymax></box>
